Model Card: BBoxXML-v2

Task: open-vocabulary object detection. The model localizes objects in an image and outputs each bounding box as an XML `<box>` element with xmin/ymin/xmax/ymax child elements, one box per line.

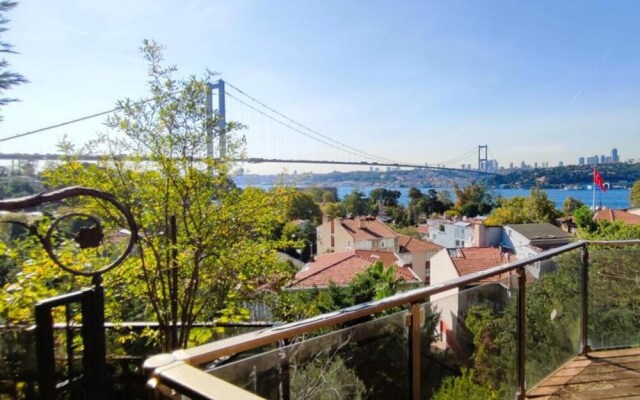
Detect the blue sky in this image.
<box><xmin>2</xmin><ymin>1</ymin><xmax>640</xmax><ymax>174</ymax></box>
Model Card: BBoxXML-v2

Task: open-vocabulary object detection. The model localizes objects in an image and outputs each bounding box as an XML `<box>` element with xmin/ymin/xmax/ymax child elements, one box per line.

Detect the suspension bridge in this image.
<box><xmin>0</xmin><ymin>80</ymin><xmax>497</xmax><ymax>176</ymax></box>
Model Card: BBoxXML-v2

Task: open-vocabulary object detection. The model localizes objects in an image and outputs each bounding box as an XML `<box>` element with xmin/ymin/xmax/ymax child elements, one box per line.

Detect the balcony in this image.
<box><xmin>144</xmin><ymin>240</ymin><xmax>640</xmax><ymax>399</ymax></box>
<box><xmin>527</xmin><ymin>347</ymin><xmax>640</xmax><ymax>399</ymax></box>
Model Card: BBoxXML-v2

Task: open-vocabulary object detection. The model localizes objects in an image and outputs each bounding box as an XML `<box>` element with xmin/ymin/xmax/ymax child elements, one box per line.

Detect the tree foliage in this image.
<box><xmin>432</xmin><ymin>368</ymin><xmax>498</xmax><ymax>400</ymax></box>
<box><xmin>369</xmin><ymin>188</ymin><xmax>401</xmax><ymax>208</ymax></box>
<box><xmin>321</xmin><ymin>201</ymin><xmax>345</xmax><ymax>219</ymax></box>
<box><xmin>2</xmin><ymin>41</ymin><xmax>291</xmax><ymax>351</ymax></box>
<box><xmin>485</xmin><ymin>188</ymin><xmax>560</xmax><ymax>225</ymax></box>
<box><xmin>562</xmin><ymin>196</ymin><xmax>584</xmax><ymax>216</ymax></box>
<box><xmin>290</xmin><ymin>353</ymin><xmax>366</xmax><ymax>400</ymax></box>
<box><xmin>453</xmin><ymin>183</ymin><xmax>494</xmax><ymax>217</ymax></box>
<box><xmin>341</xmin><ymin>190</ymin><xmax>369</xmax><ymax>217</ymax></box>
<box><xmin>573</xmin><ymin>205</ymin><xmax>596</xmax><ymax>232</ymax></box>
<box><xmin>630</xmin><ymin>179</ymin><xmax>640</xmax><ymax>208</ymax></box>
<box><xmin>284</xmin><ymin>190</ymin><xmax>322</xmax><ymax>225</ymax></box>
<box><xmin>0</xmin><ymin>1</ymin><xmax>28</xmax><ymax>117</ymax></box>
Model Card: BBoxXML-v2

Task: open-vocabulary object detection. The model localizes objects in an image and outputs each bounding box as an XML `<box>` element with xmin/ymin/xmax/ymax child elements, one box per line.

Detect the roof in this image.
<box><xmin>339</xmin><ymin>217</ymin><xmax>398</xmax><ymax>241</ymax></box>
<box><xmin>626</xmin><ymin>207</ymin><xmax>640</xmax><ymax>216</ymax></box>
<box><xmin>290</xmin><ymin>250</ymin><xmax>420</xmax><ymax>289</ymax></box>
<box><xmin>593</xmin><ymin>209</ymin><xmax>640</xmax><ymax>225</ymax></box>
<box><xmin>447</xmin><ymin>247</ymin><xmax>517</xmax><ymax>284</ymax></box>
<box><xmin>398</xmin><ymin>234</ymin><xmax>442</xmax><ymax>253</ymax></box>
<box><xmin>505</xmin><ymin>223</ymin><xmax>571</xmax><ymax>248</ymax></box>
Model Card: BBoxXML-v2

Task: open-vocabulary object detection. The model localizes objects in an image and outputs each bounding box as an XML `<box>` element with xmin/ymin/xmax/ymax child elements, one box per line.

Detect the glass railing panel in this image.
<box><xmin>422</xmin><ymin>276</ymin><xmax>518</xmax><ymax>400</ymax></box>
<box><xmin>589</xmin><ymin>245</ymin><xmax>640</xmax><ymax>350</ymax></box>
<box><xmin>208</xmin><ymin>309</ymin><xmax>409</xmax><ymax>400</ymax></box>
<box><xmin>524</xmin><ymin>250</ymin><xmax>582</xmax><ymax>390</ymax></box>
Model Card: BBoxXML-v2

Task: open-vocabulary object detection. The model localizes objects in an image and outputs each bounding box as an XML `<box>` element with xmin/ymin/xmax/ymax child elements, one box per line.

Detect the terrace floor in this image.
<box><xmin>527</xmin><ymin>347</ymin><xmax>640</xmax><ymax>399</ymax></box>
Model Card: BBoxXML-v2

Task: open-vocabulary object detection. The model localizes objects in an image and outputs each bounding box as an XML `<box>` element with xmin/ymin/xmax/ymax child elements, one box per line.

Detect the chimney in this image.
<box><xmin>322</xmin><ymin>214</ymin><xmax>331</xmax><ymax>225</ymax></box>
<box><xmin>359</xmin><ymin>218</ymin><xmax>367</xmax><ymax>229</ymax></box>
<box><xmin>330</xmin><ymin>218</ymin><xmax>335</xmax><ymax>250</ymax></box>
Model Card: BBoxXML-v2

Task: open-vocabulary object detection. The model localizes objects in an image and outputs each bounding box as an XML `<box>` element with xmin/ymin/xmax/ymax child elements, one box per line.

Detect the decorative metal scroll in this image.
<box><xmin>0</xmin><ymin>186</ymin><xmax>138</xmax><ymax>276</ymax></box>
<box><xmin>0</xmin><ymin>186</ymin><xmax>138</xmax><ymax>399</ymax></box>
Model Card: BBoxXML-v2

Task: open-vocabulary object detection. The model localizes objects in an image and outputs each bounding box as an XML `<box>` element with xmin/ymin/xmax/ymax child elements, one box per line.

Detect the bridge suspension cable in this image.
<box><xmin>0</xmin><ymin>108</ymin><xmax>118</xmax><ymax>144</ymax></box>
<box><xmin>434</xmin><ymin>147</ymin><xmax>478</xmax><ymax>167</ymax></box>
<box><xmin>0</xmin><ymin>91</ymin><xmax>182</xmax><ymax>144</ymax></box>
<box><xmin>225</xmin><ymin>81</ymin><xmax>403</xmax><ymax>165</ymax></box>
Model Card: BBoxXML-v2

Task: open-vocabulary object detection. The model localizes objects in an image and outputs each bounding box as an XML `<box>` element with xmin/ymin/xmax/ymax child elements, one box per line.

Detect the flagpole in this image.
<box><xmin>592</xmin><ymin>167</ymin><xmax>596</xmax><ymax>210</ymax></box>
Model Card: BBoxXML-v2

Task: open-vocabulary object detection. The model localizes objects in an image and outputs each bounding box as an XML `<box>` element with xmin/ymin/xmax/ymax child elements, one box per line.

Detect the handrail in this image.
<box><xmin>167</xmin><ymin>241</ymin><xmax>586</xmax><ymax>365</ymax></box>
<box><xmin>145</xmin><ymin>240</ymin><xmax>640</xmax><ymax>399</ymax></box>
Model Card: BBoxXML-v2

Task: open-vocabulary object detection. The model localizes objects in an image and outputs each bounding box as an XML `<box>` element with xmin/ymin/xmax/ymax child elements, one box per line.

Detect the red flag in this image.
<box><xmin>594</xmin><ymin>168</ymin><xmax>607</xmax><ymax>192</ymax></box>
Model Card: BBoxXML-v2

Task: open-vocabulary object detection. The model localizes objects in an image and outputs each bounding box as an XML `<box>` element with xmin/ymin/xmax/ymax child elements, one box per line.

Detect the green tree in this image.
<box><xmin>408</xmin><ymin>187</ymin><xmax>423</xmax><ymax>201</ymax></box>
<box><xmin>485</xmin><ymin>188</ymin><xmax>560</xmax><ymax>225</ymax></box>
<box><xmin>0</xmin><ymin>1</ymin><xmax>28</xmax><ymax>118</ymax></box>
<box><xmin>573</xmin><ymin>205</ymin><xmax>596</xmax><ymax>233</ymax></box>
<box><xmin>341</xmin><ymin>190</ymin><xmax>369</xmax><ymax>216</ymax></box>
<box><xmin>527</xmin><ymin>187</ymin><xmax>561</xmax><ymax>223</ymax></box>
<box><xmin>321</xmin><ymin>202</ymin><xmax>345</xmax><ymax>219</ymax></box>
<box><xmin>290</xmin><ymin>354</ymin><xmax>366</xmax><ymax>400</ymax></box>
<box><xmin>5</xmin><ymin>41</ymin><xmax>290</xmax><ymax>351</ymax></box>
<box><xmin>432</xmin><ymin>368</ymin><xmax>498</xmax><ymax>400</ymax></box>
<box><xmin>285</xmin><ymin>190</ymin><xmax>322</xmax><ymax>225</ymax></box>
<box><xmin>562</xmin><ymin>196</ymin><xmax>584</xmax><ymax>216</ymax></box>
<box><xmin>630</xmin><ymin>179</ymin><xmax>640</xmax><ymax>207</ymax></box>
<box><xmin>438</xmin><ymin>190</ymin><xmax>454</xmax><ymax>210</ymax></box>
<box><xmin>369</xmin><ymin>188</ymin><xmax>401</xmax><ymax>208</ymax></box>
<box><xmin>579</xmin><ymin>220</ymin><xmax>640</xmax><ymax>240</ymax></box>
<box><xmin>349</xmin><ymin>261</ymin><xmax>401</xmax><ymax>304</ymax></box>
<box><xmin>453</xmin><ymin>183</ymin><xmax>494</xmax><ymax>217</ymax></box>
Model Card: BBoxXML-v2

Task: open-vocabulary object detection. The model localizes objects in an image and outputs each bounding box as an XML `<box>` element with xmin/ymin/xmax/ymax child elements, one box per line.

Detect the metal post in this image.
<box><xmin>407</xmin><ymin>302</ymin><xmax>421</xmax><ymax>400</ymax></box>
<box><xmin>277</xmin><ymin>340</ymin><xmax>291</xmax><ymax>400</ymax></box>
<box><xmin>516</xmin><ymin>267</ymin><xmax>526</xmax><ymax>400</ymax></box>
<box><xmin>64</xmin><ymin>304</ymin><xmax>74</xmax><ymax>384</ymax></box>
<box><xmin>580</xmin><ymin>245</ymin><xmax>591</xmax><ymax>355</ymax></box>
<box><xmin>35</xmin><ymin>304</ymin><xmax>55</xmax><ymax>400</ymax></box>
<box><xmin>83</xmin><ymin>276</ymin><xmax>106</xmax><ymax>400</ymax></box>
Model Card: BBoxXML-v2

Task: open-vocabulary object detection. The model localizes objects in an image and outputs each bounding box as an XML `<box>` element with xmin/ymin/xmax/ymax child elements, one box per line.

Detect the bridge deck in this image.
<box><xmin>526</xmin><ymin>347</ymin><xmax>640</xmax><ymax>399</ymax></box>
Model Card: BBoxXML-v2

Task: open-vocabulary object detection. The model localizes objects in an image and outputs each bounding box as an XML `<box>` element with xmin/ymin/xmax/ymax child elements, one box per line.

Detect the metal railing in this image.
<box><xmin>144</xmin><ymin>240</ymin><xmax>640</xmax><ymax>400</ymax></box>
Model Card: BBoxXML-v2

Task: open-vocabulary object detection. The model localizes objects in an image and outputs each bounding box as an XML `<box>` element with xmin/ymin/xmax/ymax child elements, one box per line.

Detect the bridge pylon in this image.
<box><xmin>478</xmin><ymin>145</ymin><xmax>488</xmax><ymax>172</ymax></box>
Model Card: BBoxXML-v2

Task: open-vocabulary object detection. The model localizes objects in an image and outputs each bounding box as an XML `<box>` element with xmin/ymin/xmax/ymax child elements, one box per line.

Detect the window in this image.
<box><xmin>439</xmin><ymin>224</ymin><xmax>445</xmax><ymax>232</ymax></box>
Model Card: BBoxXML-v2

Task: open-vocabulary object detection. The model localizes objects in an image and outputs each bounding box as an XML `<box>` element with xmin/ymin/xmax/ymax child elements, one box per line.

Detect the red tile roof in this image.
<box><xmin>593</xmin><ymin>209</ymin><xmax>640</xmax><ymax>225</ymax></box>
<box><xmin>290</xmin><ymin>250</ymin><xmax>420</xmax><ymax>289</ymax></box>
<box><xmin>398</xmin><ymin>234</ymin><xmax>442</xmax><ymax>253</ymax></box>
<box><xmin>448</xmin><ymin>247</ymin><xmax>516</xmax><ymax>284</ymax></box>
<box><xmin>339</xmin><ymin>218</ymin><xmax>398</xmax><ymax>241</ymax></box>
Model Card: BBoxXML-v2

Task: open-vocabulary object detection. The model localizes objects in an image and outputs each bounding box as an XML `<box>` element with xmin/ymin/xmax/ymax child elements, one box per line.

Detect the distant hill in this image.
<box><xmin>234</xmin><ymin>162</ymin><xmax>640</xmax><ymax>189</ymax></box>
<box><xmin>491</xmin><ymin>163</ymin><xmax>640</xmax><ymax>189</ymax></box>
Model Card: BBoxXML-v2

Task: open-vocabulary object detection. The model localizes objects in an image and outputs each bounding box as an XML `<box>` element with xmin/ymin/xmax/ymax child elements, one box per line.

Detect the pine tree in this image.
<box><xmin>0</xmin><ymin>1</ymin><xmax>27</xmax><ymax>119</ymax></box>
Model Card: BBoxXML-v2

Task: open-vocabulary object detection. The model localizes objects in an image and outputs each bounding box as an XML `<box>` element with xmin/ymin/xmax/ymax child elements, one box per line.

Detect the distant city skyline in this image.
<box><xmin>2</xmin><ymin>1</ymin><xmax>640</xmax><ymax>175</ymax></box>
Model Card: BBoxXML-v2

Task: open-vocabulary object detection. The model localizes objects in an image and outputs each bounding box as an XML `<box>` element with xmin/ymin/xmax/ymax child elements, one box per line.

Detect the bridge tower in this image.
<box><xmin>206</xmin><ymin>80</ymin><xmax>226</xmax><ymax>159</ymax></box>
<box><xmin>478</xmin><ymin>145</ymin><xmax>488</xmax><ymax>172</ymax></box>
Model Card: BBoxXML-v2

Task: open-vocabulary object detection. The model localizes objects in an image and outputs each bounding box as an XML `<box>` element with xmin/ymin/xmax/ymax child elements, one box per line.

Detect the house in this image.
<box><xmin>316</xmin><ymin>216</ymin><xmax>398</xmax><ymax>254</ymax></box>
<box><xmin>397</xmin><ymin>234</ymin><xmax>442</xmax><ymax>284</ymax></box>
<box><xmin>289</xmin><ymin>250</ymin><xmax>421</xmax><ymax>289</ymax></box>
<box><xmin>426</xmin><ymin>217</ymin><xmax>502</xmax><ymax>248</ymax></box>
<box><xmin>501</xmin><ymin>223</ymin><xmax>572</xmax><ymax>260</ymax></box>
<box><xmin>429</xmin><ymin>247</ymin><xmax>517</xmax><ymax>354</ymax></box>
<box><xmin>556</xmin><ymin>216</ymin><xmax>577</xmax><ymax>234</ymax></box>
<box><xmin>593</xmin><ymin>209</ymin><xmax>640</xmax><ymax>225</ymax></box>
